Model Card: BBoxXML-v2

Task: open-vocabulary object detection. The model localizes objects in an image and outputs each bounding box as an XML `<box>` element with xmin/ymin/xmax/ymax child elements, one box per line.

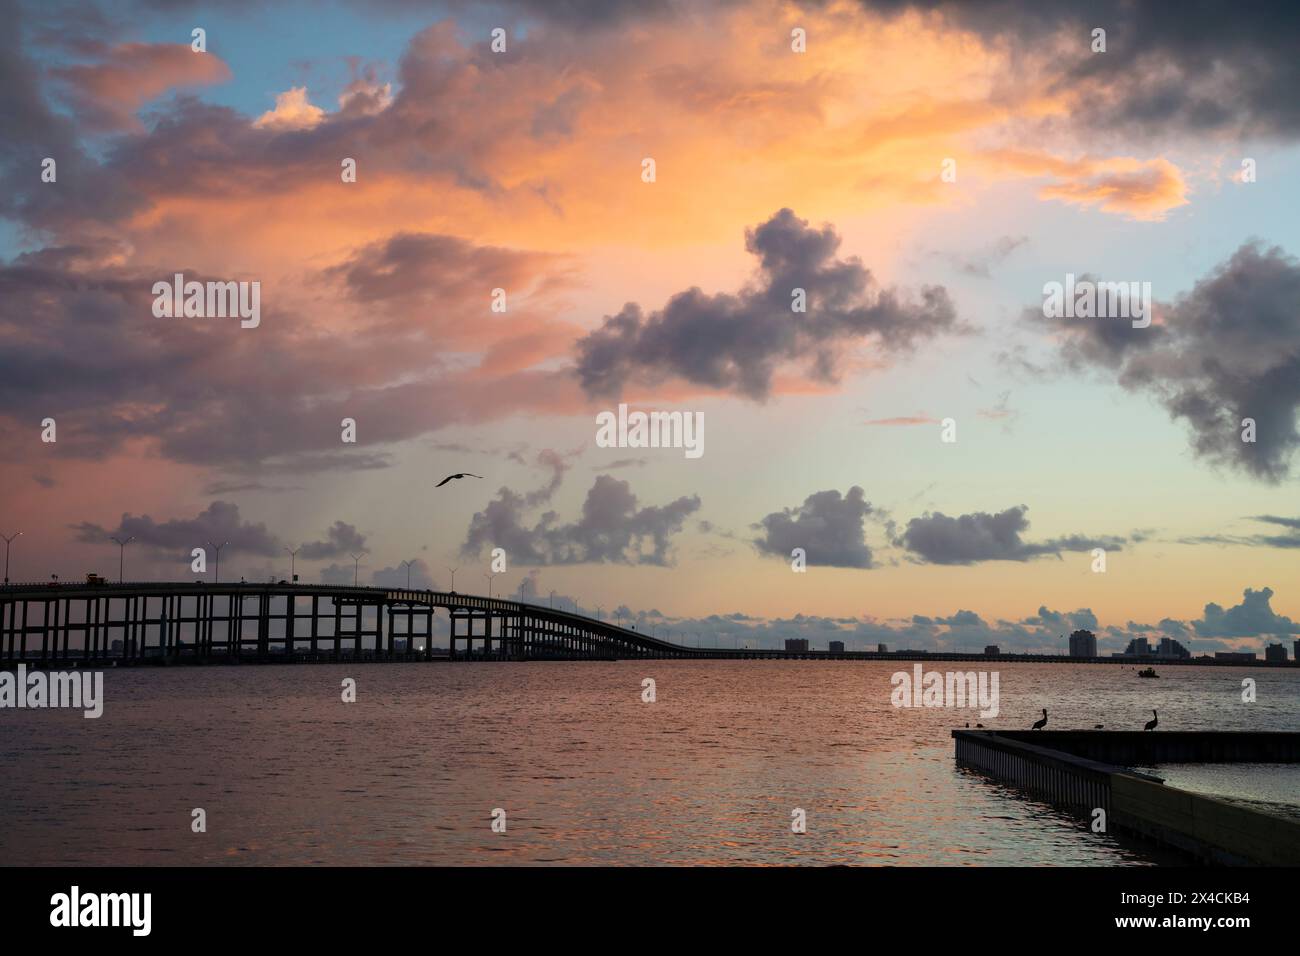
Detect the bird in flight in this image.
<box><xmin>435</xmin><ymin>472</ymin><xmax>483</xmax><ymax>487</ymax></box>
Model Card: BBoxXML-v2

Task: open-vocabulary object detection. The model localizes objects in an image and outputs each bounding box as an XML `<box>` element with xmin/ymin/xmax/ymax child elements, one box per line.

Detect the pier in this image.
<box><xmin>953</xmin><ymin>730</ymin><xmax>1300</xmax><ymax>865</ymax></box>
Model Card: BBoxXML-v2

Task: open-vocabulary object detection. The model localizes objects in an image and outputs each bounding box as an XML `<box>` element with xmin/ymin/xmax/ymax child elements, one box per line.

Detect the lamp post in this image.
<box><xmin>1</xmin><ymin>531</ymin><xmax>22</xmax><ymax>583</ymax></box>
<box><xmin>285</xmin><ymin>546</ymin><xmax>301</xmax><ymax>582</ymax></box>
<box><xmin>549</xmin><ymin>589</ymin><xmax>556</xmax><ymax>609</ymax></box>
<box><xmin>483</xmin><ymin>572</ymin><xmax>495</xmax><ymax>599</ymax></box>
<box><xmin>401</xmin><ymin>559</ymin><xmax>415</xmax><ymax>588</ymax></box>
<box><xmin>350</xmin><ymin>551</ymin><xmax>367</xmax><ymax>587</ymax></box>
<box><xmin>206</xmin><ymin>540</ymin><xmax>228</xmax><ymax>583</ymax></box>
<box><xmin>447</xmin><ymin>567</ymin><xmax>458</xmax><ymax>591</ymax></box>
<box><xmin>110</xmin><ymin>535</ymin><xmax>134</xmax><ymax>583</ymax></box>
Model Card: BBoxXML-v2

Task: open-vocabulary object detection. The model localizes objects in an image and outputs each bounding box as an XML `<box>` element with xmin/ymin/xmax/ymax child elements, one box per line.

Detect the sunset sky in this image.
<box><xmin>3</xmin><ymin>0</ymin><xmax>1299</xmax><ymax>655</ymax></box>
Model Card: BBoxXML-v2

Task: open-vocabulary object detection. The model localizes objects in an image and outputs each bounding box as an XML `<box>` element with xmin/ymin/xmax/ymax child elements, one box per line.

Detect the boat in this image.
<box><xmin>1137</xmin><ymin>667</ymin><xmax>1158</xmax><ymax>678</ymax></box>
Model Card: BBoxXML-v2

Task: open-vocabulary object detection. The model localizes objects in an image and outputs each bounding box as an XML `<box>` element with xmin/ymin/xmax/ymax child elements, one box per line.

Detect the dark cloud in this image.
<box><xmin>462</xmin><ymin>474</ymin><xmax>700</xmax><ymax>566</ymax></box>
<box><xmin>752</xmin><ymin>486</ymin><xmax>874</xmax><ymax>568</ymax></box>
<box><xmin>300</xmin><ymin>521</ymin><xmax>368</xmax><ymax>560</ymax></box>
<box><xmin>0</xmin><ymin>243</ymin><xmax>577</xmax><ymax>471</ymax></box>
<box><xmin>72</xmin><ymin>500</ymin><xmax>280</xmax><ymax>557</ymax></box>
<box><xmin>575</xmin><ymin>208</ymin><xmax>962</xmax><ymax>400</ymax></box>
<box><xmin>1250</xmin><ymin>515</ymin><xmax>1300</xmax><ymax>548</ymax></box>
<box><xmin>896</xmin><ymin>505</ymin><xmax>1121</xmax><ymax>565</ymax></box>
<box><xmin>326</xmin><ymin>232</ymin><xmax>560</xmax><ymax>310</ymax></box>
<box><xmin>1021</xmin><ymin>605</ymin><xmax>1099</xmax><ymax>633</ymax></box>
<box><xmin>860</xmin><ymin>0</ymin><xmax>1300</xmax><ymax>138</ymax></box>
<box><xmin>1035</xmin><ymin>243</ymin><xmax>1300</xmax><ymax>482</ymax></box>
<box><xmin>1193</xmin><ymin>586</ymin><xmax>1300</xmax><ymax>637</ymax></box>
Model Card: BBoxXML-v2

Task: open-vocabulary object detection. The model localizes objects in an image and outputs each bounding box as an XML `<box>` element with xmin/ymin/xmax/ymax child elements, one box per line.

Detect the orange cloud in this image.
<box><xmin>52</xmin><ymin>42</ymin><xmax>230</xmax><ymax>131</ymax></box>
<box><xmin>984</xmin><ymin>149</ymin><xmax>1190</xmax><ymax>221</ymax></box>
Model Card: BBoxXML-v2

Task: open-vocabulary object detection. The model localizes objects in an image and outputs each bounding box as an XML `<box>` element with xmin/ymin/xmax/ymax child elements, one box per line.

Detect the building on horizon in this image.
<box><xmin>984</xmin><ymin>645</ymin><xmax>999</xmax><ymax>656</ymax></box>
<box><xmin>877</xmin><ymin>643</ymin><xmax>888</xmax><ymax>654</ymax></box>
<box><xmin>1295</xmin><ymin>639</ymin><xmax>1299</xmax><ymax>662</ymax></box>
<box><xmin>1068</xmin><ymin>629</ymin><xmax>1097</xmax><ymax>658</ymax></box>
<box><xmin>1215</xmin><ymin>651</ymin><xmax>1257</xmax><ymax>662</ymax></box>
<box><xmin>785</xmin><ymin>638</ymin><xmax>809</xmax><ymax>653</ymax></box>
<box><xmin>1122</xmin><ymin>637</ymin><xmax>1153</xmax><ymax>658</ymax></box>
<box><xmin>828</xmin><ymin>640</ymin><xmax>845</xmax><ymax>654</ymax></box>
<box><xmin>1265</xmin><ymin>643</ymin><xmax>1287</xmax><ymax>662</ymax></box>
<box><xmin>1157</xmin><ymin>637</ymin><xmax>1190</xmax><ymax>659</ymax></box>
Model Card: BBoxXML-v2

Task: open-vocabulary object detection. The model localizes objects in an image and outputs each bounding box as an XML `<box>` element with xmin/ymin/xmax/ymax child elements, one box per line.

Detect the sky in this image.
<box><xmin>2</xmin><ymin>0</ymin><xmax>1299</xmax><ymax>656</ymax></box>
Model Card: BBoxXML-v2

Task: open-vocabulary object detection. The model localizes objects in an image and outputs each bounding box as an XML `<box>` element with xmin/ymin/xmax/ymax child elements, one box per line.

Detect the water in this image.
<box><xmin>1</xmin><ymin>661</ymin><xmax>1295</xmax><ymax>865</ymax></box>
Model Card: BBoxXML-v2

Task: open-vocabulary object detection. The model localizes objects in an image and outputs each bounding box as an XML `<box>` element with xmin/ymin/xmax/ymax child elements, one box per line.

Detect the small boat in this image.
<box><xmin>1137</xmin><ymin>667</ymin><xmax>1158</xmax><ymax>678</ymax></box>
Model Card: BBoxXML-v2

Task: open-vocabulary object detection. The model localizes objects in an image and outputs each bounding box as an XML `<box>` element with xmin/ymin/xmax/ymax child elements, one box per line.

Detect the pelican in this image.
<box><xmin>1094</xmin><ymin>724</ymin><xmax>1104</xmax><ymax>729</ymax></box>
<box><xmin>1144</xmin><ymin>709</ymin><xmax>1158</xmax><ymax>731</ymax></box>
<box><xmin>1031</xmin><ymin>708</ymin><xmax>1048</xmax><ymax>730</ymax></box>
<box><xmin>435</xmin><ymin>472</ymin><xmax>483</xmax><ymax>487</ymax></box>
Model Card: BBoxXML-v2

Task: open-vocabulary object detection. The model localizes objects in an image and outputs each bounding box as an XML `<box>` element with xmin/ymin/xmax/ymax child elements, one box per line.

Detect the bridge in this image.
<box><xmin>0</xmin><ymin>581</ymin><xmax>722</xmax><ymax>664</ymax></box>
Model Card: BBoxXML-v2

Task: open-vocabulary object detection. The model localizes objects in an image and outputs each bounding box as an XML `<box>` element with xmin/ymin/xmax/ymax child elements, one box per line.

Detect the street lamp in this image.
<box><xmin>285</xmin><ymin>546</ymin><xmax>301</xmax><ymax>582</ymax></box>
<box><xmin>447</xmin><ymin>567</ymin><xmax>458</xmax><ymax>591</ymax></box>
<box><xmin>401</xmin><ymin>559</ymin><xmax>416</xmax><ymax>588</ymax></box>
<box><xmin>110</xmin><ymin>535</ymin><xmax>134</xmax><ymax>583</ymax></box>
<box><xmin>483</xmin><ymin>571</ymin><xmax>495</xmax><ymax>599</ymax></box>
<box><xmin>549</xmin><ymin>589</ymin><xmax>556</xmax><ymax>609</ymax></box>
<box><xmin>350</xmin><ymin>551</ymin><xmax>367</xmax><ymax>587</ymax></box>
<box><xmin>206</xmin><ymin>540</ymin><xmax>229</xmax><ymax>583</ymax></box>
<box><xmin>1</xmin><ymin>531</ymin><xmax>22</xmax><ymax>583</ymax></box>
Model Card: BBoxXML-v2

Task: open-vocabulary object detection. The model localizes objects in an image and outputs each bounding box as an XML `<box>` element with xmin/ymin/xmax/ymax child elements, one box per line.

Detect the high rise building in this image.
<box><xmin>1157</xmin><ymin>637</ymin><xmax>1190</xmax><ymax>659</ymax></box>
<box><xmin>1068</xmin><ymin>629</ymin><xmax>1097</xmax><ymax>658</ymax></box>
<box><xmin>1265</xmin><ymin>643</ymin><xmax>1287</xmax><ymax>662</ymax></box>
<box><xmin>1123</xmin><ymin>637</ymin><xmax>1153</xmax><ymax>657</ymax></box>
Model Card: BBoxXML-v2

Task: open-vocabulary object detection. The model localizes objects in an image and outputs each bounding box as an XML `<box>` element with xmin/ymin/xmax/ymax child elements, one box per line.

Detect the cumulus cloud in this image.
<box><xmin>752</xmin><ymin>486</ymin><xmax>874</xmax><ymax>568</ymax></box>
<box><xmin>253</xmin><ymin>87</ymin><xmax>325</xmax><ymax>130</ymax></box>
<box><xmin>72</xmin><ymin>500</ymin><xmax>280</xmax><ymax>556</ymax></box>
<box><xmin>575</xmin><ymin>208</ymin><xmax>962</xmax><ymax>400</ymax></box>
<box><xmin>1193</xmin><ymin>586</ymin><xmax>1300</xmax><ymax>637</ymax></box>
<box><xmin>1021</xmin><ymin>605</ymin><xmax>1099</xmax><ymax>633</ymax></box>
<box><xmin>895</xmin><ymin>505</ymin><xmax>1121</xmax><ymax>565</ymax></box>
<box><xmin>299</xmin><ymin>521</ymin><xmax>368</xmax><ymax>560</ymax></box>
<box><xmin>1035</xmin><ymin>242</ymin><xmax>1300</xmax><ymax>482</ymax></box>
<box><xmin>462</xmin><ymin>474</ymin><xmax>700</xmax><ymax>566</ymax></box>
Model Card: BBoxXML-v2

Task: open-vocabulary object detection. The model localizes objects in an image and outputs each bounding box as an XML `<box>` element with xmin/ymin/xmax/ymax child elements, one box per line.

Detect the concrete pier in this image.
<box><xmin>953</xmin><ymin>730</ymin><xmax>1300</xmax><ymax>865</ymax></box>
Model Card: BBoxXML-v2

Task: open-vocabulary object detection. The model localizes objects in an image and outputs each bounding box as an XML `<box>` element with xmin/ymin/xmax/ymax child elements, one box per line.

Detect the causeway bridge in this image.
<box><xmin>4</xmin><ymin>581</ymin><xmax>1299</xmax><ymax>668</ymax></box>
<box><xmin>0</xmin><ymin>581</ymin><xmax>712</xmax><ymax>664</ymax></box>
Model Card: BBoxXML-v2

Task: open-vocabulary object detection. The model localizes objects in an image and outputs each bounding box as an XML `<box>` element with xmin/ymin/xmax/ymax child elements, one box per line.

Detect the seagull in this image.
<box><xmin>1144</xmin><ymin>709</ymin><xmax>1158</xmax><ymax>731</ymax></box>
<box><xmin>435</xmin><ymin>473</ymin><xmax>483</xmax><ymax>487</ymax></box>
<box><xmin>1031</xmin><ymin>708</ymin><xmax>1048</xmax><ymax>730</ymax></box>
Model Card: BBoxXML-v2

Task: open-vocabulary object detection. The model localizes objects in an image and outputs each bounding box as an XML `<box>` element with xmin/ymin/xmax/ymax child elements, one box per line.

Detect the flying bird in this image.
<box><xmin>435</xmin><ymin>473</ymin><xmax>483</xmax><ymax>487</ymax></box>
